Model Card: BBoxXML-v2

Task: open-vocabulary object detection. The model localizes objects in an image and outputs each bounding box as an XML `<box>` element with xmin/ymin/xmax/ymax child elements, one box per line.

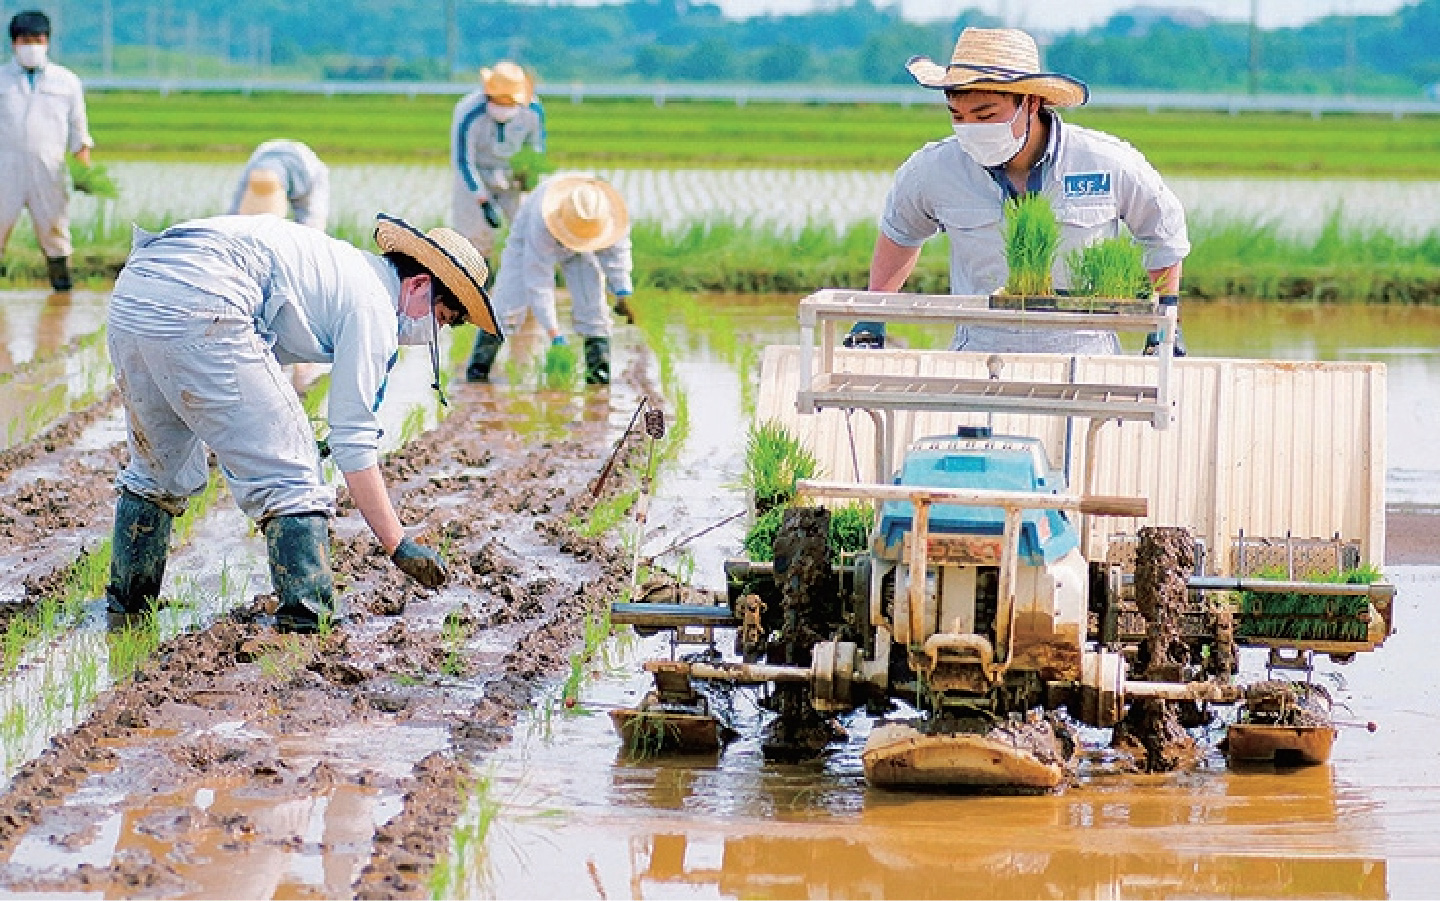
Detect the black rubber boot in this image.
<box><xmin>106</xmin><ymin>489</ymin><xmax>174</xmax><ymax>617</ymax></box>
<box><xmin>583</xmin><ymin>336</ymin><xmax>610</xmax><ymax>385</ymax></box>
<box><xmin>46</xmin><ymin>256</ymin><xmax>72</xmax><ymax>292</ymax></box>
<box><xmin>465</xmin><ymin>331</ymin><xmax>504</xmax><ymax>382</ymax></box>
<box><xmin>263</xmin><ymin>513</ymin><xmax>336</xmax><ymax>634</ymax></box>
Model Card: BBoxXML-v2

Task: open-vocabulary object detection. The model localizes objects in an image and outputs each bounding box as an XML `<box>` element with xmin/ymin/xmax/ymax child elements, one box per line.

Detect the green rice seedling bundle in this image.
<box><xmin>1001</xmin><ymin>193</ymin><xmax>1060</xmax><ymax>297</ymax></box>
<box><xmin>1067</xmin><ymin>236</ymin><xmax>1152</xmax><ymax>299</ymax></box>
<box><xmin>509</xmin><ymin>146</ymin><xmax>555</xmax><ymax>191</ymax></box>
<box><xmin>539</xmin><ymin>340</ymin><xmax>579</xmax><ymax>390</ymax></box>
<box><xmin>1234</xmin><ymin>564</ymin><xmax>1381</xmax><ymax>643</ymax></box>
<box><xmin>66</xmin><ymin>157</ymin><xmax>119</xmax><ymax>199</ymax></box>
<box><xmin>743</xmin><ymin>501</ymin><xmax>874</xmax><ymax>563</ymax></box>
<box><xmin>742</xmin><ymin>419</ymin><xmax>819</xmax><ymax>516</ymax></box>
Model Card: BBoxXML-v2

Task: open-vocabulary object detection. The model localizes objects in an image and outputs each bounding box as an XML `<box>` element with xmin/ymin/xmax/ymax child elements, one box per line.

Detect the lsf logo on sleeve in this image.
<box><xmin>1063</xmin><ymin>172</ymin><xmax>1112</xmax><ymax>198</ymax></box>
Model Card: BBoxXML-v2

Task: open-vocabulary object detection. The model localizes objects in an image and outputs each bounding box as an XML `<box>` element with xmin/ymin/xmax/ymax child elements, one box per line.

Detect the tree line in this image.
<box><xmin>41</xmin><ymin>0</ymin><xmax>1440</xmax><ymax>96</ymax></box>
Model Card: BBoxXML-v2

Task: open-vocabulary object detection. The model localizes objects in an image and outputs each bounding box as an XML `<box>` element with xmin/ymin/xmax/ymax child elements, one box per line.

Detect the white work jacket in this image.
<box><xmin>881</xmin><ymin>112</ymin><xmax>1190</xmax><ymax>296</ymax></box>
<box><xmin>110</xmin><ymin>215</ymin><xmax>402</xmax><ymax>474</ymax></box>
<box><xmin>0</xmin><ymin>58</ymin><xmax>91</xmax><ymax>165</ymax></box>
<box><xmin>490</xmin><ymin>178</ymin><xmax>633</xmax><ymax>338</ymax></box>
<box><xmin>229</xmin><ymin>139</ymin><xmax>331</xmax><ymax>230</ymax></box>
<box><xmin>450</xmin><ymin>91</ymin><xmax>546</xmax><ymax>200</ymax></box>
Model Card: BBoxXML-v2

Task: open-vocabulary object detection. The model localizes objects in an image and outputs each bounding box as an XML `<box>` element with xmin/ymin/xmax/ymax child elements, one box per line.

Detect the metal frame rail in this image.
<box><xmin>795</xmin><ymin>289</ymin><xmax>1178</xmax><ymax>502</ymax></box>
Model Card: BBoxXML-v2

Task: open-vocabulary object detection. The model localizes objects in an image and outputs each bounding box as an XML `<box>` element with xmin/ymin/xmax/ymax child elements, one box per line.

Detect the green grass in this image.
<box><xmin>81</xmin><ymin>93</ymin><xmax>1440</xmax><ymax>178</ymax></box>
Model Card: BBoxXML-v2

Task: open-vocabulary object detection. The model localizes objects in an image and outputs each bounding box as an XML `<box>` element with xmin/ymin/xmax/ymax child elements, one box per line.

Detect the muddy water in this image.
<box><xmin>2</xmin><ymin>290</ymin><xmax>1440</xmax><ymax>898</ymax></box>
<box><xmin>466</xmin><ymin>296</ymin><xmax>1440</xmax><ymax>900</ymax></box>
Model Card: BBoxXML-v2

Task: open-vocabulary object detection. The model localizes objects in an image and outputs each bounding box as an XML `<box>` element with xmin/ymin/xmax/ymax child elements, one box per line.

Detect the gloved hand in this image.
<box><xmin>1142</xmin><ymin>295</ymin><xmax>1186</xmax><ymax>357</ymax></box>
<box><xmin>613</xmin><ymin>292</ymin><xmax>635</xmax><ymax>323</ymax></box>
<box><xmin>842</xmin><ymin>322</ymin><xmax>885</xmax><ymax>349</ymax></box>
<box><xmin>552</xmin><ymin>334</ymin><xmax>568</xmax><ymax>346</ymax></box>
<box><xmin>391</xmin><ymin>537</ymin><xmax>448</xmax><ymax>588</ymax></box>
<box><xmin>480</xmin><ymin>200</ymin><xmax>502</xmax><ymax>229</ymax></box>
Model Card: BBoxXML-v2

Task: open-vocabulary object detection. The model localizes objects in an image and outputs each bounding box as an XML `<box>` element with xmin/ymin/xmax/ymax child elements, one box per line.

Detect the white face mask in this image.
<box><xmin>13</xmin><ymin>43</ymin><xmax>47</xmax><ymax>70</ymax></box>
<box><xmin>489</xmin><ymin>103</ymin><xmax>520</xmax><ymax>123</ymax></box>
<box><xmin>396</xmin><ymin>278</ymin><xmax>435</xmax><ymax>346</ymax></box>
<box><xmin>951</xmin><ymin>100</ymin><xmax>1029</xmax><ymax>167</ymax></box>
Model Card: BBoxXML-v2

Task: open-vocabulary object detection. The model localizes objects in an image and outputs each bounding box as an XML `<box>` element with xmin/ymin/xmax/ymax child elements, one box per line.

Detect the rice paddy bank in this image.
<box><xmin>10</xmin><ymin>217</ymin><xmax>1440</xmax><ymax>304</ymax></box>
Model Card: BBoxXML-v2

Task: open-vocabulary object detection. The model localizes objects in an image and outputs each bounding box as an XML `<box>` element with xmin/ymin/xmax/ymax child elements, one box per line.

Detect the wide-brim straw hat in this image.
<box><xmin>373</xmin><ymin>213</ymin><xmax>499</xmax><ymax>337</ymax></box>
<box><xmin>541</xmin><ymin>175</ymin><xmax>629</xmax><ymax>254</ymax></box>
<box><xmin>481</xmin><ymin>61</ymin><xmax>534</xmax><ymax>105</ymax></box>
<box><xmin>237</xmin><ymin>168</ymin><xmax>288</xmax><ymax>217</ymax></box>
<box><xmin>907</xmin><ymin>27</ymin><xmax>1089</xmax><ymax>107</ymax></box>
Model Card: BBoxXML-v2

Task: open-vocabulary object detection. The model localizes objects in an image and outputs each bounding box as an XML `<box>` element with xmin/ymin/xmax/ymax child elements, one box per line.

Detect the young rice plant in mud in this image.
<box><xmin>428</xmin><ymin>770</ymin><xmax>502</xmax><ymax>900</ymax></box>
<box><xmin>573</xmin><ymin>488</ymin><xmax>639</xmax><ymax>539</ymax></box>
<box><xmin>1002</xmin><ymin>193</ymin><xmax>1061</xmax><ymax>297</ymax></box>
<box><xmin>440</xmin><ymin>607</ymin><xmax>470</xmax><ymax>678</ymax></box>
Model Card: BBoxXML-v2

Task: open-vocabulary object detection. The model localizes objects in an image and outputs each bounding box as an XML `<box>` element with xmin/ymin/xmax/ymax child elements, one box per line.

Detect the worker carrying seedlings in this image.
<box><xmin>0</xmin><ymin>10</ymin><xmax>93</xmax><ymax>291</ymax></box>
<box><xmin>105</xmin><ymin>213</ymin><xmax>499</xmax><ymax>633</ymax></box>
<box><xmin>847</xmin><ymin>27</ymin><xmax>1190</xmax><ymax>355</ymax></box>
<box><xmin>228</xmin><ymin>139</ymin><xmax>331</xmax><ymax>231</ymax></box>
<box><xmin>464</xmin><ymin>173</ymin><xmax>632</xmax><ymax>386</ymax></box>
<box><xmin>450</xmin><ymin>60</ymin><xmax>546</xmax><ymax>256</ymax></box>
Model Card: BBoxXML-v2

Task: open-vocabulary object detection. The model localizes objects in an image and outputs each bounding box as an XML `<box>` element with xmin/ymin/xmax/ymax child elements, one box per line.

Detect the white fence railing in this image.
<box><xmin>81</xmin><ymin>77</ymin><xmax>1440</xmax><ymax>117</ymax></box>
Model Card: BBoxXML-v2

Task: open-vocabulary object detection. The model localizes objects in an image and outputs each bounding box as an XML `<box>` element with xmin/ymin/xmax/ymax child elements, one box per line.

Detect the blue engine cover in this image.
<box><xmin>876</xmin><ymin>439</ymin><xmax>1079</xmax><ymax>565</ymax></box>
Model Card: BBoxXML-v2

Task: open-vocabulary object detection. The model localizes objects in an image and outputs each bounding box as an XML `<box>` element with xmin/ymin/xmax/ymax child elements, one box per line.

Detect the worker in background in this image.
<box><xmin>228</xmin><ymin>139</ymin><xmax>331</xmax><ymax>231</ymax></box>
<box><xmin>465</xmin><ymin>174</ymin><xmax>631</xmax><ymax>386</ymax></box>
<box><xmin>450</xmin><ymin>60</ymin><xmax>546</xmax><ymax>256</ymax></box>
<box><xmin>0</xmin><ymin>10</ymin><xmax>93</xmax><ymax>291</ymax></box>
<box><xmin>105</xmin><ymin>213</ymin><xmax>499</xmax><ymax>633</ymax></box>
<box><xmin>849</xmin><ymin>27</ymin><xmax>1190</xmax><ymax>355</ymax></box>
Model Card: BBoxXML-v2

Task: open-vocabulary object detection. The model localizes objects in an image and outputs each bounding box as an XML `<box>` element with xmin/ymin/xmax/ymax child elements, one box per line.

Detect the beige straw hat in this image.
<box><xmin>237</xmin><ymin>168</ymin><xmax>288</xmax><ymax>217</ymax></box>
<box><xmin>373</xmin><ymin>213</ymin><xmax>499</xmax><ymax>337</ymax></box>
<box><xmin>540</xmin><ymin>176</ymin><xmax>629</xmax><ymax>254</ymax></box>
<box><xmin>906</xmin><ymin>27</ymin><xmax>1089</xmax><ymax>107</ymax></box>
<box><xmin>481</xmin><ymin>61</ymin><xmax>534</xmax><ymax>105</ymax></box>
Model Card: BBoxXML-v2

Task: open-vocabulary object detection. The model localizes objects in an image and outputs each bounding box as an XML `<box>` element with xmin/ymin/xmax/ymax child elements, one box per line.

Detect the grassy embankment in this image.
<box><xmin>6</xmin><ymin>93</ymin><xmax>1440</xmax><ymax>300</ymax></box>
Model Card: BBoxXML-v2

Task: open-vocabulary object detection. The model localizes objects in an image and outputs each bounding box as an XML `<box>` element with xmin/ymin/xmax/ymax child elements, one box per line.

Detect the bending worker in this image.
<box><xmin>105</xmin><ymin>213</ymin><xmax>499</xmax><ymax>633</ymax></box>
<box><xmin>465</xmin><ymin>174</ymin><xmax>632</xmax><ymax>386</ymax></box>
<box><xmin>228</xmin><ymin>139</ymin><xmax>331</xmax><ymax>231</ymax></box>
<box><xmin>849</xmin><ymin>27</ymin><xmax>1189</xmax><ymax>355</ymax></box>
<box><xmin>450</xmin><ymin>60</ymin><xmax>546</xmax><ymax>255</ymax></box>
<box><xmin>0</xmin><ymin>10</ymin><xmax>93</xmax><ymax>291</ymax></box>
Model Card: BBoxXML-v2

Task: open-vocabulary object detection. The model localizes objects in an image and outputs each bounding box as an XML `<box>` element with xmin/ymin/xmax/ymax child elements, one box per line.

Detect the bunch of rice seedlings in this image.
<box><xmin>539</xmin><ymin>340</ymin><xmax>578</xmax><ymax>390</ymax></box>
<box><xmin>1234</xmin><ymin>563</ymin><xmax>1381</xmax><ymax>643</ymax></box>
<box><xmin>66</xmin><ymin>158</ymin><xmax>120</xmax><ymax>199</ymax></box>
<box><xmin>741</xmin><ymin>419</ymin><xmax>820</xmax><ymax>515</ymax></box>
<box><xmin>1067</xmin><ymin>236</ymin><xmax>1152</xmax><ymax>299</ymax></box>
<box><xmin>510</xmin><ymin>147</ymin><xmax>555</xmax><ymax>191</ymax></box>
<box><xmin>1001</xmin><ymin>193</ymin><xmax>1061</xmax><ymax>297</ymax></box>
<box><xmin>743</xmin><ymin>501</ymin><xmax>874</xmax><ymax>563</ymax></box>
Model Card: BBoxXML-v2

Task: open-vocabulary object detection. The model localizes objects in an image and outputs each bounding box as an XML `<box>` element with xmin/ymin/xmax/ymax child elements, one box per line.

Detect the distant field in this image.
<box><xmin>87</xmin><ymin>92</ymin><xmax>1440</xmax><ymax>177</ymax></box>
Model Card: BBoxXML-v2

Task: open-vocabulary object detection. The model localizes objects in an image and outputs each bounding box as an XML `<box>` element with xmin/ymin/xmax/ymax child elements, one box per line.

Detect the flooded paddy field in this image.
<box><xmin>72</xmin><ymin>164</ymin><xmax>1440</xmax><ymax>237</ymax></box>
<box><xmin>0</xmin><ymin>288</ymin><xmax>1438</xmax><ymax>898</ymax></box>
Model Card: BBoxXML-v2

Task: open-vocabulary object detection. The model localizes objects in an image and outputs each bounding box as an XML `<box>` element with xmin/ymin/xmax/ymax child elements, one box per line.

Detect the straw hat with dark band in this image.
<box><xmin>907</xmin><ymin>27</ymin><xmax>1089</xmax><ymax>108</ymax></box>
<box><xmin>373</xmin><ymin>213</ymin><xmax>500</xmax><ymax>337</ymax></box>
<box><xmin>541</xmin><ymin>175</ymin><xmax>629</xmax><ymax>254</ymax></box>
<box><xmin>481</xmin><ymin>61</ymin><xmax>534</xmax><ymax>105</ymax></box>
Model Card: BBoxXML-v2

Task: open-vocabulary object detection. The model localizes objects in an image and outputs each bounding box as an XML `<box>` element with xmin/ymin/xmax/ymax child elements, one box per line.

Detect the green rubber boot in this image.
<box><xmin>264</xmin><ymin>513</ymin><xmax>336</xmax><ymax>634</ymax></box>
<box><xmin>106</xmin><ymin>489</ymin><xmax>174</xmax><ymax>617</ymax></box>
<box><xmin>583</xmin><ymin>336</ymin><xmax>611</xmax><ymax>385</ymax></box>
<box><xmin>466</xmin><ymin>331</ymin><xmax>504</xmax><ymax>382</ymax></box>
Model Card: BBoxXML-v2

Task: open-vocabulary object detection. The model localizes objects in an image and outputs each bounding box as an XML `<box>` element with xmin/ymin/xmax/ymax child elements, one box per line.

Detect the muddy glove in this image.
<box><xmin>613</xmin><ymin>291</ymin><xmax>635</xmax><ymax>323</ymax></box>
<box><xmin>391</xmin><ymin>538</ymin><xmax>448</xmax><ymax>588</ymax></box>
<box><xmin>480</xmin><ymin>200</ymin><xmax>503</xmax><ymax>229</ymax></box>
